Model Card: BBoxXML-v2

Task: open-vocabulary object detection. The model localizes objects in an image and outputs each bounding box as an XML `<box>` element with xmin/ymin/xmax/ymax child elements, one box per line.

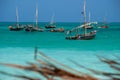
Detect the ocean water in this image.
<box><xmin>0</xmin><ymin>22</ymin><xmax>120</xmax><ymax>80</ymax></box>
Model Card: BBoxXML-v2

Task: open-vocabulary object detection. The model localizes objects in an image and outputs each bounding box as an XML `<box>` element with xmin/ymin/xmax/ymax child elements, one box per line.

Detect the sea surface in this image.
<box><xmin>0</xmin><ymin>22</ymin><xmax>120</xmax><ymax>80</ymax></box>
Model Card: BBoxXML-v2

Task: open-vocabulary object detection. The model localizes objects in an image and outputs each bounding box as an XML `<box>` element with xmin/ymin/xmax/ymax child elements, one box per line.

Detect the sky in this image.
<box><xmin>0</xmin><ymin>0</ymin><xmax>120</xmax><ymax>22</ymax></box>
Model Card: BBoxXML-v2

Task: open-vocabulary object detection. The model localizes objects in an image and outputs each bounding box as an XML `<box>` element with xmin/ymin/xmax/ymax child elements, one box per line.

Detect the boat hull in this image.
<box><xmin>9</xmin><ymin>27</ymin><xmax>23</xmax><ymax>31</ymax></box>
<box><xmin>102</xmin><ymin>26</ymin><xmax>108</xmax><ymax>28</ymax></box>
<box><xmin>50</xmin><ymin>28</ymin><xmax>64</xmax><ymax>32</ymax></box>
<box><xmin>66</xmin><ymin>34</ymin><xmax>95</xmax><ymax>40</ymax></box>
<box><xmin>25</xmin><ymin>27</ymin><xmax>44</xmax><ymax>32</ymax></box>
<box><xmin>25</xmin><ymin>27</ymin><xmax>36</xmax><ymax>32</ymax></box>
<box><xmin>45</xmin><ymin>25</ymin><xmax>56</xmax><ymax>29</ymax></box>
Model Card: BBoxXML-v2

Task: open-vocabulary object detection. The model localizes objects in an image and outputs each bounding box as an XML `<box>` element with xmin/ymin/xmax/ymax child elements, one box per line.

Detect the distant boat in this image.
<box><xmin>24</xmin><ymin>24</ymin><xmax>36</xmax><ymax>32</ymax></box>
<box><xmin>45</xmin><ymin>13</ymin><xmax>56</xmax><ymax>29</ymax></box>
<box><xmin>34</xmin><ymin>4</ymin><xmax>44</xmax><ymax>32</ymax></box>
<box><xmin>8</xmin><ymin>7</ymin><xmax>24</xmax><ymax>31</ymax></box>
<box><xmin>50</xmin><ymin>27</ymin><xmax>64</xmax><ymax>32</ymax></box>
<box><xmin>45</xmin><ymin>13</ymin><xmax>64</xmax><ymax>32</ymax></box>
<box><xmin>98</xmin><ymin>17</ymin><xmax>109</xmax><ymax>29</ymax></box>
<box><xmin>101</xmin><ymin>17</ymin><xmax>109</xmax><ymax>28</ymax></box>
<box><xmin>65</xmin><ymin>0</ymin><xmax>97</xmax><ymax>40</ymax></box>
<box><xmin>25</xmin><ymin>4</ymin><xmax>44</xmax><ymax>32</ymax></box>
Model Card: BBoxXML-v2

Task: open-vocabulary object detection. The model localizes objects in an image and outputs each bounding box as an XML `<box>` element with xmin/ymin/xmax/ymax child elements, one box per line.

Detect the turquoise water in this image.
<box><xmin>0</xmin><ymin>22</ymin><xmax>120</xmax><ymax>50</ymax></box>
<box><xmin>0</xmin><ymin>22</ymin><xmax>120</xmax><ymax>80</ymax></box>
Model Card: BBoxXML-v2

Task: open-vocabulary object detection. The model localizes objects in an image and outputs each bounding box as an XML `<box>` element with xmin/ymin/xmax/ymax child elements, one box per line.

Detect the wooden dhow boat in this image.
<box><xmin>25</xmin><ymin>3</ymin><xmax>44</xmax><ymax>32</ymax></box>
<box><xmin>8</xmin><ymin>7</ymin><xmax>24</xmax><ymax>31</ymax></box>
<box><xmin>65</xmin><ymin>0</ymin><xmax>97</xmax><ymax>40</ymax></box>
<box><xmin>45</xmin><ymin>13</ymin><xmax>56</xmax><ymax>29</ymax></box>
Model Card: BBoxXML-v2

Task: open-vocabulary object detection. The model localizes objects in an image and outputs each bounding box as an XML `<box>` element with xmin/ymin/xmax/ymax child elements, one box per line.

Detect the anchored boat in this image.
<box><xmin>65</xmin><ymin>0</ymin><xmax>97</xmax><ymax>40</ymax></box>
<box><xmin>45</xmin><ymin>13</ymin><xmax>56</xmax><ymax>29</ymax></box>
<box><xmin>8</xmin><ymin>7</ymin><xmax>24</xmax><ymax>31</ymax></box>
<box><xmin>25</xmin><ymin>3</ymin><xmax>44</xmax><ymax>32</ymax></box>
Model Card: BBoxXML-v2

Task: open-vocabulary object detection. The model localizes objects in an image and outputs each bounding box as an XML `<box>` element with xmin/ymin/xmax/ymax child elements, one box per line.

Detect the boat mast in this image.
<box><xmin>36</xmin><ymin>3</ymin><xmax>38</xmax><ymax>28</ymax></box>
<box><xmin>16</xmin><ymin>6</ymin><xmax>19</xmax><ymax>28</ymax></box>
<box><xmin>83</xmin><ymin>0</ymin><xmax>87</xmax><ymax>36</ymax></box>
<box><xmin>103</xmin><ymin>16</ymin><xmax>107</xmax><ymax>26</ymax></box>
<box><xmin>50</xmin><ymin>13</ymin><xmax>55</xmax><ymax>25</ymax></box>
<box><xmin>88</xmin><ymin>12</ymin><xmax>91</xmax><ymax>23</ymax></box>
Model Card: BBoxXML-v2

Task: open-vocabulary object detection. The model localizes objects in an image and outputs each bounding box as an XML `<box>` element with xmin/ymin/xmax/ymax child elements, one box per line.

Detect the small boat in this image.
<box><xmin>101</xmin><ymin>25</ymin><xmax>108</xmax><ymax>29</ymax></box>
<box><xmin>98</xmin><ymin>25</ymin><xmax>108</xmax><ymax>29</ymax></box>
<box><xmin>25</xmin><ymin>4</ymin><xmax>44</xmax><ymax>32</ymax></box>
<box><xmin>25</xmin><ymin>25</ymin><xmax>36</xmax><ymax>32</ymax></box>
<box><xmin>45</xmin><ymin>13</ymin><xmax>56</xmax><ymax>29</ymax></box>
<box><xmin>34</xmin><ymin>27</ymin><xmax>44</xmax><ymax>32</ymax></box>
<box><xmin>66</xmin><ymin>30</ymin><xmax>97</xmax><ymax>40</ymax></box>
<box><xmin>45</xmin><ymin>13</ymin><xmax>65</xmax><ymax>32</ymax></box>
<box><xmin>50</xmin><ymin>27</ymin><xmax>64</xmax><ymax>32</ymax></box>
<box><xmin>45</xmin><ymin>25</ymin><xmax>56</xmax><ymax>29</ymax></box>
<box><xmin>9</xmin><ymin>25</ymin><xmax>23</xmax><ymax>31</ymax></box>
<box><xmin>65</xmin><ymin>0</ymin><xmax>97</xmax><ymax>40</ymax></box>
<box><xmin>98</xmin><ymin>17</ymin><xmax>109</xmax><ymax>29</ymax></box>
<box><xmin>34</xmin><ymin>4</ymin><xmax>44</xmax><ymax>32</ymax></box>
<box><xmin>25</xmin><ymin>25</ymin><xmax>44</xmax><ymax>32</ymax></box>
<box><xmin>65</xmin><ymin>22</ymin><xmax>97</xmax><ymax>40</ymax></box>
<box><xmin>102</xmin><ymin>17</ymin><xmax>109</xmax><ymax>28</ymax></box>
<box><xmin>8</xmin><ymin>7</ymin><xmax>24</xmax><ymax>31</ymax></box>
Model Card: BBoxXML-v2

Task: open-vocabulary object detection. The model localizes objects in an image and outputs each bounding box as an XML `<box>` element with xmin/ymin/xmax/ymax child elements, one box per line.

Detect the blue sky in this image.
<box><xmin>0</xmin><ymin>0</ymin><xmax>120</xmax><ymax>22</ymax></box>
